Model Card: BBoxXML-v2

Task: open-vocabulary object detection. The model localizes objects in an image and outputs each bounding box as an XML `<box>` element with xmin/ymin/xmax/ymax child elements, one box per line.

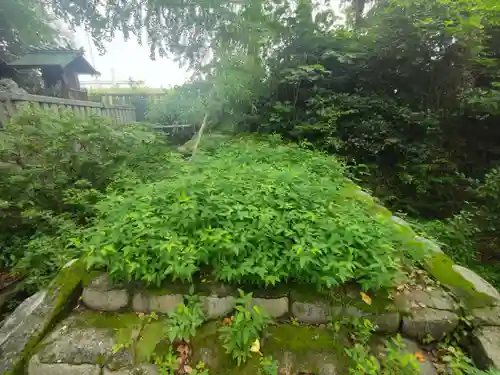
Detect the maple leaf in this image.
<box><xmin>360</xmin><ymin>292</ymin><xmax>372</xmax><ymax>305</ymax></box>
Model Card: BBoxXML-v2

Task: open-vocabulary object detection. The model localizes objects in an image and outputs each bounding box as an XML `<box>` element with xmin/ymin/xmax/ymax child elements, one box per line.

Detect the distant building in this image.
<box><xmin>7</xmin><ymin>46</ymin><xmax>99</xmax><ymax>100</ymax></box>
<box><xmin>80</xmin><ymin>69</ymin><xmax>145</xmax><ymax>89</ymax></box>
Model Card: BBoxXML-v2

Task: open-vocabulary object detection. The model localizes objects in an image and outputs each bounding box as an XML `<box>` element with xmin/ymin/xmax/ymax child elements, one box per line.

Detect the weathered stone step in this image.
<box><xmin>25</xmin><ymin>310</ymin><xmax>445</xmax><ymax>375</ymax></box>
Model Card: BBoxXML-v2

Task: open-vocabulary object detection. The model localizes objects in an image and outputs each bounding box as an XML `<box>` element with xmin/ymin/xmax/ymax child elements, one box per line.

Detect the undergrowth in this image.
<box><xmin>83</xmin><ymin>137</ymin><xmax>423</xmax><ymax>290</ymax></box>
<box><xmin>218</xmin><ymin>290</ymin><xmax>270</xmax><ymax>365</ymax></box>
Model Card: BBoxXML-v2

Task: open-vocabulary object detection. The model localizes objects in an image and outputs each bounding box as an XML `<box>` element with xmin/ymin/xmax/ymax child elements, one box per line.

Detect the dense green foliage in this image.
<box><xmin>136</xmin><ymin>0</ymin><xmax>500</xmax><ymax>286</ymax></box>
<box><xmin>0</xmin><ymin>108</ymin><xmax>175</xmax><ymax>288</ymax></box>
<box><xmin>83</xmin><ymin>137</ymin><xmax>421</xmax><ymax>290</ymax></box>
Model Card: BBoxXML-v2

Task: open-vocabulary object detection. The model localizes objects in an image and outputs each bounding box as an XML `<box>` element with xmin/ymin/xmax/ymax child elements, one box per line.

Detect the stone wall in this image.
<box><xmin>2</xmin><ymin>184</ymin><xmax>500</xmax><ymax>374</ymax></box>
<box><xmin>80</xmin><ymin>267</ymin><xmax>500</xmax><ymax>369</ymax></box>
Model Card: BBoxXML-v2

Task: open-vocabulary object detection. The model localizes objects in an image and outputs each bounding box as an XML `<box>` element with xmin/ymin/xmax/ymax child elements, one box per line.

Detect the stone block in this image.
<box><xmin>82</xmin><ymin>288</ymin><xmax>129</xmax><ymax>311</ymax></box>
<box><xmin>86</xmin><ymin>273</ymin><xmax>122</xmax><ymax>291</ymax></box>
<box><xmin>34</xmin><ymin>323</ymin><xmax>133</xmax><ymax>368</ymax></box>
<box><xmin>394</xmin><ymin>287</ymin><xmax>460</xmax><ymax>313</ymax></box>
<box><xmin>0</xmin><ymin>259</ymin><xmax>84</xmax><ymax>375</ymax></box>
<box><xmin>466</xmin><ymin>326</ymin><xmax>500</xmax><ymax>369</ymax></box>
<box><xmin>452</xmin><ymin>265</ymin><xmax>500</xmax><ymax>303</ymax></box>
<box><xmin>28</xmin><ymin>356</ymin><xmax>100</xmax><ymax>375</ymax></box>
<box><xmin>291</xmin><ymin>300</ymin><xmax>330</xmax><ymax>324</ymax></box>
<box><xmin>132</xmin><ymin>292</ymin><xmax>184</xmax><ymax>313</ymax></box>
<box><xmin>200</xmin><ymin>295</ymin><xmax>235</xmax><ymax>320</ymax></box>
<box><xmin>471</xmin><ymin>305</ymin><xmax>500</xmax><ymax>327</ymax></box>
<box><xmin>253</xmin><ymin>297</ymin><xmax>289</xmax><ymax>318</ymax></box>
<box><xmin>103</xmin><ymin>364</ymin><xmax>159</xmax><ymax>375</ymax></box>
<box><xmin>369</xmin><ymin>312</ymin><xmax>401</xmax><ymax>334</ymax></box>
<box><xmin>402</xmin><ymin>308</ymin><xmax>459</xmax><ymax>341</ymax></box>
<box><xmin>414</xmin><ymin>236</ymin><xmax>443</xmax><ymax>254</ymax></box>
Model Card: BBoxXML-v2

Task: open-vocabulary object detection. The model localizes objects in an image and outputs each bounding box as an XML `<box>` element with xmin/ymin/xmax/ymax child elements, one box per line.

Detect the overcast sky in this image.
<box><xmin>71</xmin><ymin>1</ymin><xmax>344</xmax><ymax>89</ymax></box>
<box><xmin>73</xmin><ymin>28</ymin><xmax>190</xmax><ymax>88</ymax></box>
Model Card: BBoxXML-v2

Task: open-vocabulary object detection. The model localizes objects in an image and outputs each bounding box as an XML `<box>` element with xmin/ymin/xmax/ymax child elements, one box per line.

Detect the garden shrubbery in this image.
<box><xmin>0</xmin><ymin>107</ymin><xmax>176</xmax><ymax>289</ymax></box>
<box><xmin>83</xmin><ymin>137</ymin><xmax>420</xmax><ymax>290</ymax></box>
<box><xmin>0</xmin><ymin>108</ymin><xmax>425</xmax><ymax>293</ymax></box>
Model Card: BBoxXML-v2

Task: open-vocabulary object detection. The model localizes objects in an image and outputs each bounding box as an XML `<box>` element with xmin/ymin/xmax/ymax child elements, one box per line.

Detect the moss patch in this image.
<box><xmin>264</xmin><ymin>324</ymin><xmax>349</xmax><ymax>374</ymax></box>
<box><xmin>191</xmin><ymin>322</ymin><xmax>349</xmax><ymax>375</ymax></box>
<box><xmin>11</xmin><ymin>259</ymin><xmax>86</xmax><ymax>375</ymax></box>
<box><xmin>135</xmin><ymin>321</ymin><xmax>165</xmax><ymax>362</ymax></box>
<box><xmin>425</xmin><ymin>253</ymin><xmax>494</xmax><ymax>310</ymax></box>
<box><xmin>72</xmin><ymin>310</ymin><xmax>142</xmax><ymax>330</ymax></box>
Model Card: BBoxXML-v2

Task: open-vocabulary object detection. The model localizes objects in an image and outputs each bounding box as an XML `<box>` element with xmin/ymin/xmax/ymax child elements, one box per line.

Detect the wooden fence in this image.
<box><xmin>89</xmin><ymin>92</ymin><xmax>168</xmax><ymax>121</ymax></box>
<box><xmin>90</xmin><ymin>92</ymin><xmax>167</xmax><ymax>106</ymax></box>
<box><xmin>0</xmin><ymin>92</ymin><xmax>136</xmax><ymax>125</ymax></box>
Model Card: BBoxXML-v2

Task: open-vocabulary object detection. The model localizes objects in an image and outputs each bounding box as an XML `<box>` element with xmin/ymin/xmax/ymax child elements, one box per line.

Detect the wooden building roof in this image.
<box><xmin>7</xmin><ymin>46</ymin><xmax>99</xmax><ymax>75</ymax></box>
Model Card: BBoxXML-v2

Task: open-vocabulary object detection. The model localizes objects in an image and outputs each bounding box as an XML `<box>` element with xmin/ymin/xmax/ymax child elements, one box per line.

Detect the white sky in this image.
<box><xmin>73</xmin><ymin>28</ymin><xmax>190</xmax><ymax>88</ymax></box>
<box><xmin>70</xmin><ymin>0</ymin><xmax>344</xmax><ymax>89</ymax></box>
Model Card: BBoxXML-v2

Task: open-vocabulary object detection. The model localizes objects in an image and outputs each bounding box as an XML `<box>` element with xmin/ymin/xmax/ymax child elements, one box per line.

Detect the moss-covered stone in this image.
<box><xmin>264</xmin><ymin>325</ymin><xmax>348</xmax><ymax>374</ymax></box>
<box><xmin>425</xmin><ymin>253</ymin><xmax>496</xmax><ymax>309</ymax></box>
<box><xmin>191</xmin><ymin>322</ymin><xmax>348</xmax><ymax>375</ymax></box>
<box><xmin>72</xmin><ymin>311</ymin><xmax>142</xmax><ymax>330</ymax></box>
<box><xmin>0</xmin><ymin>258</ymin><xmax>85</xmax><ymax>375</ymax></box>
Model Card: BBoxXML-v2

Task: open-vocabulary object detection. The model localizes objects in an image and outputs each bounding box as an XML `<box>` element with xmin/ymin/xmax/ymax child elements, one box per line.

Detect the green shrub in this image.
<box><xmin>84</xmin><ymin>138</ymin><xmax>418</xmax><ymax>289</ymax></box>
<box><xmin>0</xmin><ymin>107</ymin><xmax>173</xmax><ymax>278</ymax></box>
<box><xmin>218</xmin><ymin>290</ymin><xmax>270</xmax><ymax>365</ymax></box>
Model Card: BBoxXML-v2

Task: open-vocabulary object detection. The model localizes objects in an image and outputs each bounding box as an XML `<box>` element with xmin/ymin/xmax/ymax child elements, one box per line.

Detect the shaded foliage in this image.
<box><xmin>83</xmin><ymin>137</ymin><xmax>423</xmax><ymax>290</ymax></box>
<box><xmin>0</xmin><ymin>107</ymin><xmax>174</xmax><ymax>289</ymax></box>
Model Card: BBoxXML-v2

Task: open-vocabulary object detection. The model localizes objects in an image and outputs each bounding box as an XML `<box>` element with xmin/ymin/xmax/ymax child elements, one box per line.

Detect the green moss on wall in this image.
<box><xmin>425</xmin><ymin>253</ymin><xmax>495</xmax><ymax>309</ymax></box>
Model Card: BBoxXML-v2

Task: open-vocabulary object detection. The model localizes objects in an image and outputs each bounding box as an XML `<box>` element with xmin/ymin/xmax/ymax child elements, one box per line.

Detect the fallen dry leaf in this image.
<box><xmin>250</xmin><ymin>338</ymin><xmax>261</xmax><ymax>353</ymax></box>
<box><xmin>184</xmin><ymin>365</ymin><xmax>193</xmax><ymax>374</ymax></box>
<box><xmin>415</xmin><ymin>351</ymin><xmax>426</xmax><ymax>363</ymax></box>
<box><xmin>360</xmin><ymin>292</ymin><xmax>372</xmax><ymax>306</ymax></box>
<box><xmin>223</xmin><ymin>317</ymin><xmax>233</xmax><ymax>325</ymax></box>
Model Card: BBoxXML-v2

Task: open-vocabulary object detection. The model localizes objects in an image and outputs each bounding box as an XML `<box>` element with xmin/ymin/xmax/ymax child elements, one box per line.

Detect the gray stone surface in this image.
<box><xmin>291</xmin><ymin>300</ymin><xmax>330</xmax><ymax>323</ymax></box>
<box><xmin>82</xmin><ymin>288</ymin><xmax>129</xmax><ymax>311</ymax></box>
<box><xmin>33</xmin><ymin>321</ymin><xmax>133</xmax><ymax>369</ymax></box>
<box><xmin>103</xmin><ymin>364</ymin><xmax>159</xmax><ymax>375</ymax></box>
<box><xmin>253</xmin><ymin>297</ymin><xmax>289</xmax><ymax>318</ymax></box>
<box><xmin>86</xmin><ymin>273</ymin><xmax>121</xmax><ymax>291</ymax></box>
<box><xmin>471</xmin><ymin>305</ymin><xmax>500</xmax><ymax>327</ymax></box>
<box><xmin>132</xmin><ymin>292</ymin><xmax>183</xmax><ymax>313</ymax></box>
<box><xmin>394</xmin><ymin>288</ymin><xmax>459</xmax><ymax>312</ymax></box>
<box><xmin>28</xmin><ymin>355</ymin><xmax>100</xmax><ymax>375</ymax></box>
<box><xmin>391</xmin><ymin>215</ymin><xmax>411</xmax><ymax>228</ymax></box>
<box><xmin>414</xmin><ymin>236</ymin><xmax>443</xmax><ymax>254</ymax></box>
<box><xmin>452</xmin><ymin>265</ymin><xmax>500</xmax><ymax>302</ymax></box>
<box><xmin>331</xmin><ymin>306</ymin><xmax>400</xmax><ymax>333</ymax></box>
<box><xmin>370</xmin><ymin>312</ymin><xmax>401</xmax><ymax>334</ymax></box>
<box><xmin>467</xmin><ymin>326</ymin><xmax>500</xmax><ymax>369</ymax></box>
<box><xmin>0</xmin><ymin>259</ymin><xmax>83</xmax><ymax>375</ymax></box>
<box><xmin>318</xmin><ymin>362</ymin><xmax>338</xmax><ymax>375</ymax></box>
<box><xmin>200</xmin><ymin>295</ymin><xmax>235</xmax><ymax>320</ymax></box>
<box><xmin>400</xmin><ymin>338</ymin><xmax>439</xmax><ymax>375</ymax></box>
<box><xmin>402</xmin><ymin>308</ymin><xmax>459</xmax><ymax>341</ymax></box>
